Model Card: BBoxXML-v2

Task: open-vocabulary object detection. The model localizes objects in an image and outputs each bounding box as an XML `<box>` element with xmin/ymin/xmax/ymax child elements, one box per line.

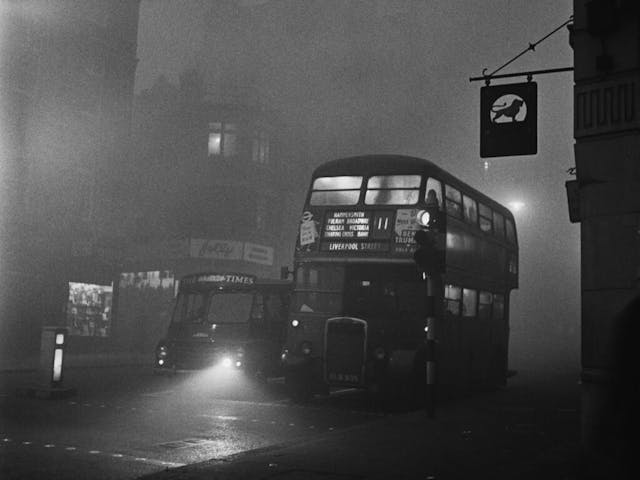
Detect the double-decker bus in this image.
<box><xmin>155</xmin><ymin>272</ymin><xmax>291</xmax><ymax>380</ymax></box>
<box><xmin>281</xmin><ymin>155</ymin><xmax>518</xmax><ymax>402</ymax></box>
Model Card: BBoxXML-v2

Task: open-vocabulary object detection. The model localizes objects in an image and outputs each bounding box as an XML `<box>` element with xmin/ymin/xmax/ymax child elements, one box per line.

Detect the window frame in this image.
<box><xmin>478</xmin><ymin>203</ymin><xmax>493</xmax><ymax>234</ymax></box>
<box><xmin>252</xmin><ymin>130</ymin><xmax>269</xmax><ymax>164</ymax></box>
<box><xmin>462</xmin><ymin>194</ymin><xmax>478</xmax><ymax>225</ymax></box>
<box><xmin>309</xmin><ymin>176</ymin><xmax>363</xmax><ymax>206</ymax></box>
<box><xmin>445</xmin><ymin>185</ymin><xmax>463</xmax><ymax>219</ymax></box>
<box><xmin>493</xmin><ymin>211</ymin><xmax>505</xmax><ymax>239</ymax></box>
<box><xmin>478</xmin><ymin>291</ymin><xmax>493</xmax><ymax>320</ymax></box>
<box><xmin>364</xmin><ymin>175</ymin><xmax>421</xmax><ymax>206</ymax></box>
<box><xmin>506</xmin><ymin>218</ymin><xmax>516</xmax><ymax>244</ymax></box>
<box><xmin>462</xmin><ymin>288</ymin><xmax>478</xmax><ymax>317</ymax></box>
<box><xmin>208</xmin><ymin>121</ymin><xmax>238</xmax><ymax>157</ymax></box>
<box><xmin>444</xmin><ymin>284</ymin><xmax>462</xmax><ymax>316</ymax></box>
<box><xmin>425</xmin><ymin>177</ymin><xmax>444</xmax><ymax>210</ymax></box>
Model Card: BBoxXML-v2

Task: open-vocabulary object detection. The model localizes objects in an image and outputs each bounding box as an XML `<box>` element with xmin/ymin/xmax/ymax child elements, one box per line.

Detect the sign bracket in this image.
<box><xmin>470</xmin><ymin>16</ymin><xmax>574</xmax><ymax>85</ymax></box>
<box><xmin>470</xmin><ymin>66</ymin><xmax>573</xmax><ymax>85</ymax></box>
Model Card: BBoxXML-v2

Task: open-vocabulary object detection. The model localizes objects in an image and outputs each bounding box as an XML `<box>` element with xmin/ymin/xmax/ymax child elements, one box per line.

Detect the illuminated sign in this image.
<box><xmin>320</xmin><ymin>241</ymin><xmax>388</xmax><ymax>253</ymax></box>
<box><xmin>322</xmin><ymin>211</ymin><xmax>373</xmax><ymax>239</ymax></box>
<box><xmin>185</xmin><ymin>273</ymin><xmax>256</xmax><ymax>286</ymax></box>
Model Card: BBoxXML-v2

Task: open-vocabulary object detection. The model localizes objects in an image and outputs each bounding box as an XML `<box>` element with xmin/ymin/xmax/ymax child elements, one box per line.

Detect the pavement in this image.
<box><xmin>136</xmin><ymin>367</ymin><xmax>600</xmax><ymax>480</ymax></box>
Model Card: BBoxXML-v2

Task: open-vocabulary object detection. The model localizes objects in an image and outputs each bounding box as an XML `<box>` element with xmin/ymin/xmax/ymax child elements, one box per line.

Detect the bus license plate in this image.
<box><xmin>328</xmin><ymin>372</ymin><xmax>360</xmax><ymax>384</ymax></box>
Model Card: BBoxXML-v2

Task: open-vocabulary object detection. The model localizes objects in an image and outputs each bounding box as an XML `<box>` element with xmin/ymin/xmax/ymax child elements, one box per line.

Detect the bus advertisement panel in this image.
<box><xmin>155</xmin><ymin>272</ymin><xmax>291</xmax><ymax>380</ymax></box>
<box><xmin>282</xmin><ymin>155</ymin><xmax>518</xmax><ymax>403</ymax></box>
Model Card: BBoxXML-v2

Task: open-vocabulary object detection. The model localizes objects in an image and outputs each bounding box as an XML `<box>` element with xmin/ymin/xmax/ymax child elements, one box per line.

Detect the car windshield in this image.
<box><xmin>206</xmin><ymin>293</ymin><xmax>254</xmax><ymax>324</ymax></box>
<box><xmin>172</xmin><ymin>291</ymin><xmax>254</xmax><ymax>324</ymax></box>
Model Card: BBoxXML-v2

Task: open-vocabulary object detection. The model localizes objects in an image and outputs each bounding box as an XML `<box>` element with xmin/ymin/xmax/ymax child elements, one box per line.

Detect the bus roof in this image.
<box><xmin>312</xmin><ymin>155</ymin><xmax>514</xmax><ymax>220</ymax></box>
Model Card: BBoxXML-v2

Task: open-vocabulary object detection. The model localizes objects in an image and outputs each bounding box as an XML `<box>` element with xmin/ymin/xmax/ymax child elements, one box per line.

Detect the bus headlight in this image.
<box><xmin>221</xmin><ymin>356</ymin><xmax>233</xmax><ymax>368</ymax></box>
<box><xmin>300</xmin><ymin>341</ymin><xmax>312</xmax><ymax>356</ymax></box>
<box><xmin>416</xmin><ymin>209</ymin><xmax>431</xmax><ymax>227</ymax></box>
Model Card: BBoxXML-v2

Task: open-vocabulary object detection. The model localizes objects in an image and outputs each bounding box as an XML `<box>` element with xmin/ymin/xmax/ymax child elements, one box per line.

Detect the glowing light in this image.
<box><xmin>373</xmin><ymin>347</ymin><xmax>385</xmax><ymax>360</ymax></box>
<box><xmin>416</xmin><ymin>210</ymin><xmax>431</xmax><ymax>226</ymax></box>
<box><xmin>235</xmin><ymin>361</ymin><xmax>242</xmax><ymax>368</ymax></box>
<box><xmin>301</xmin><ymin>342</ymin><xmax>312</xmax><ymax>355</ymax></box>
<box><xmin>508</xmin><ymin>201</ymin><xmax>525</xmax><ymax>212</ymax></box>
<box><xmin>221</xmin><ymin>357</ymin><xmax>232</xmax><ymax>368</ymax></box>
<box><xmin>52</xmin><ymin>348</ymin><xmax>63</xmax><ymax>382</ymax></box>
<box><xmin>158</xmin><ymin>359</ymin><xmax>164</xmax><ymax>366</ymax></box>
<box><xmin>55</xmin><ymin>333</ymin><xmax>65</xmax><ymax>345</ymax></box>
<box><xmin>291</xmin><ymin>319</ymin><xmax>300</xmax><ymax>328</ymax></box>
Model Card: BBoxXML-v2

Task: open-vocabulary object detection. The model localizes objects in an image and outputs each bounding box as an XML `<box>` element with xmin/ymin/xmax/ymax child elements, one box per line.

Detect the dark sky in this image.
<box><xmin>134</xmin><ymin>0</ymin><xmax>579</xmax><ymax>370</ymax></box>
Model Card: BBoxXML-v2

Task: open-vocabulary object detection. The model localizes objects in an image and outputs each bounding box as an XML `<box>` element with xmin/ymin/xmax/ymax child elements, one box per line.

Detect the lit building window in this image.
<box><xmin>252</xmin><ymin>131</ymin><xmax>269</xmax><ymax>164</ymax></box>
<box><xmin>208</xmin><ymin>122</ymin><xmax>237</xmax><ymax>157</ymax></box>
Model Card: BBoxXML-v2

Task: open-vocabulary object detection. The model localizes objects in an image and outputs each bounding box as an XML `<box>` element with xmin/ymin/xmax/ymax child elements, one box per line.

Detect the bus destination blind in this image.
<box><xmin>320</xmin><ymin>211</ymin><xmax>388</xmax><ymax>253</ymax></box>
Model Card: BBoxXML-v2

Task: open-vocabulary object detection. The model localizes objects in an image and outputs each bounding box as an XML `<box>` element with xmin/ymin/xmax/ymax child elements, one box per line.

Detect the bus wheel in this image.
<box><xmin>285</xmin><ymin>374</ymin><xmax>312</xmax><ymax>403</ymax></box>
<box><xmin>250</xmin><ymin>367</ymin><xmax>268</xmax><ymax>384</ymax></box>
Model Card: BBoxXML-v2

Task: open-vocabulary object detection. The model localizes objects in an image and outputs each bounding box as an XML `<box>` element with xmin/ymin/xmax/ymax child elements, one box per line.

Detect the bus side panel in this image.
<box><xmin>446</xmin><ymin>221</ymin><xmax>507</xmax><ymax>283</ymax></box>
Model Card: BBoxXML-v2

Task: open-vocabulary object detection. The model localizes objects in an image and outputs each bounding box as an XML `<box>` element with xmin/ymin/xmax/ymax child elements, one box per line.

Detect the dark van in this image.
<box><xmin>155</xmin><ymin>272</ymin><xmax>291</xmax><ymax>380</ymax></box>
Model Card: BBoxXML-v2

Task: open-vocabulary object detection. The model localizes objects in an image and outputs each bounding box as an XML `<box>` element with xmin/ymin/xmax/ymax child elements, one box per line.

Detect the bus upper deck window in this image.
<box><xmin>310</xmin><ymin>176</ymin><xmax>362</xmax><ymax>206</ymax></box>
<box><xmin>365</xmin><ymin>175</ymin><xmax>420</xmax><ymax>205</ymax></box>
<box><xmin>425</xmin><ymin>178</ymin><xmax>443</xmax><ymax>209</ymax></box>
<box><xmin>445</xmin><ymin>185</ymin><xmax>462</xmax><ymax>218</ymax></box>
<box><xmin>493</xmin><ymin>212</ymin><xmax>505</xmax><ymax>238</ymax></box>
<box><xmin>313</xmin><ymin>176</ymin><xmax>363</xmax><ymax>190</ymax></box>
<box><xmin>463</xmin><ymin>195</ymin><xmax>478</xmax><ymax>225</ymax></box>
<box><xmin>311</xmin><ymin>191</ymin><xmax>360</xmax><ymax>205</ymax></box>
<box><xmin>505</xmin><ymin>218</ymin><xmax>516</xmax><ymax>244</ymax></box>
<box><xmin>479</xmin><ymin>203</ymin><xmax>493</xmax><ymax>233</ymax></box>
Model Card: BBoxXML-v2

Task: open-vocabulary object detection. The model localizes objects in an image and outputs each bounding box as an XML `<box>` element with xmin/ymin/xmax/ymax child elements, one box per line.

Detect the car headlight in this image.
<box><xmin>157</xmin><ymin>345</ymin><xmax>168</xmax><ymax>359</ymax></box>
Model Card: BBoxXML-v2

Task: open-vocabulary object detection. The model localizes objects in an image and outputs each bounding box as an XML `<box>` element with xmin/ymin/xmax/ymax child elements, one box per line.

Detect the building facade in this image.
<box><xmin>570</xmin><ymin>0</ymin><xmax>640</xmax><ymax>461</ymax></box>
<box><xmin>113</xmin><ymin>70</ymin><xmax>303</xmax><ymax>357</ymax></box>
<box><xmin>0</xmin><ymin>1</ymin><xmax>141</xmax><ymax>366</ymax></box>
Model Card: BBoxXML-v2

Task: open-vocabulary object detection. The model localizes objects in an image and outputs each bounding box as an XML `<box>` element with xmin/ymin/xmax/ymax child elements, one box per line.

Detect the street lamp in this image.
<box><xmin>508</xmin><ymin>201</ymin><xmax>525</xmax><ymax>213</ymax></box>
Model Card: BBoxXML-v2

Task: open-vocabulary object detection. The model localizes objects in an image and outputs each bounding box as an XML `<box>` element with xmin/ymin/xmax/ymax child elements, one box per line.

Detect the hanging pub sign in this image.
<box><xmin>480</xmin><ymin>81</ymin><xmax>537</xmax><ymax>158</ymax></box>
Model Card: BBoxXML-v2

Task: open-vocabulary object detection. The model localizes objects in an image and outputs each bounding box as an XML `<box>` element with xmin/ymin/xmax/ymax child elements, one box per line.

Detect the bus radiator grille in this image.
<box><xmin>325</xmin><ymin>319</ymin><xmax>366</xmax><ymax>386</ymax></box>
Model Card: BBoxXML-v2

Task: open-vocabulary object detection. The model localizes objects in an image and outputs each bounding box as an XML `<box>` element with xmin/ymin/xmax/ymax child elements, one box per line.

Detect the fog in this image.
<box><xmin>134</xmin><ymin>0</ymin><xmax>579</xmax><ymax>374</ymax></box>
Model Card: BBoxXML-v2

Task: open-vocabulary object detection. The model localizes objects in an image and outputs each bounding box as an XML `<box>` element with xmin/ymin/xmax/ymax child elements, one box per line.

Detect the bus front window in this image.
<box><xmin>293</xmin><ymin>265</ymin><xmax>344</xmax><ymax>314</ymax></box>
<box><xmin>343</xmin><ymin>265</ymin><xmax>426</xmax><ymax>337</ymax></box>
